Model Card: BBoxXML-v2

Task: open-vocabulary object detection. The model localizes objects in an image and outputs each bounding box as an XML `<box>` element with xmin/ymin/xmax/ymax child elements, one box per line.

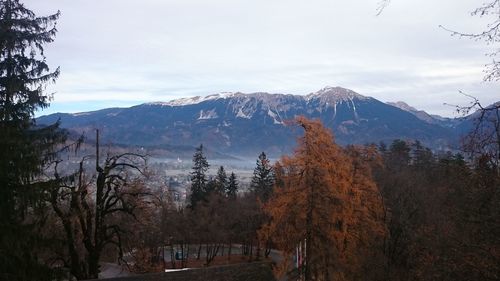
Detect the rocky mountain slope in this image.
<box><xmin>386</xmin><ymin>101</ymin><xmax>460</xmax><ymax>128</ymax></box>
<box><xmin>38</xmin><ymin>87</ymin><xmax>462</xmax><ymax>157</ymax></box>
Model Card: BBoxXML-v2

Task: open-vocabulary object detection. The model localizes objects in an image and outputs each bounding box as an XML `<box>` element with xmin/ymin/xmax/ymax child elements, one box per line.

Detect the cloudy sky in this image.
<box><xmin>27</xmin><ymin>0</ymin><xmax>498</xmax><ymax>117</ymax></box>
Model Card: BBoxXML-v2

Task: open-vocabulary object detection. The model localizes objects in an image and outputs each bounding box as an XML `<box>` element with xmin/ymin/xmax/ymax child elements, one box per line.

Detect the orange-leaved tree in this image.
<box><xmin>261</xmin><ymin>116</ymin><xmax>386</xmax><ymax>281</ymax></box>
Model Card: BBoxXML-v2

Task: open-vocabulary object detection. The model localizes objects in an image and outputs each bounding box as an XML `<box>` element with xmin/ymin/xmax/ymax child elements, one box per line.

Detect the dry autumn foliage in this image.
<box><xmin>261</xmin><ymin>116</ymin><xmax>386</xmax><ymax>281</ymax></box>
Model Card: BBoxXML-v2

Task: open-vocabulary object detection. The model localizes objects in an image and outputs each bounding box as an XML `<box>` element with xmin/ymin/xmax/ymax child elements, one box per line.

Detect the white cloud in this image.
<box><xmin>27</xmin><ymin>0</ymin><xmax>499</xmax><ymax>117</ymax></box>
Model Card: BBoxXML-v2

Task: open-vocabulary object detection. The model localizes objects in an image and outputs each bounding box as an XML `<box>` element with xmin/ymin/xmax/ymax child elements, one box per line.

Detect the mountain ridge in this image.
<box><xmin>38</xmin><ymin>87</ymin><xmax>466</xmax><ymax>157</ymax></box>
<box><xmin>387</xmin><ymin>101</ymin><xmax>459</xmax><ymax>127</ymax></box>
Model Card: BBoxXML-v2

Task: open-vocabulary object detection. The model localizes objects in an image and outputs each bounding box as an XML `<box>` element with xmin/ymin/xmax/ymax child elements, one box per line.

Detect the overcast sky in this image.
<box><xmin>27</xmin><ymin>0</ymin><xmax>498</xmax><ymax>117</ymax></box>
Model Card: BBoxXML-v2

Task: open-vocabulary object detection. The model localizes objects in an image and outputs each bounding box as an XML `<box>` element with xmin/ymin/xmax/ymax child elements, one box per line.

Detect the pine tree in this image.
<box><xmin>189</xmin><ymin>144</ymin><xmax>209</xmax><ymax>208</ymax></box>
<box><xmin>215</xmin><ymin>165</ymin><xmax>228</xmax><ymax>195</ymax></box>
<box><xmin>387</xmin><ymin>139</ymin><xmax>411</xmax><ymax>169</ymax></box>
<box><xmin>411</xmin><ymin>140</ymin><xmax>434</xmax><ymax>168</ymax></box>
<box><xmin>227</xmin><ymin>172</ymin><xmax>238</xmax><ymax>199</ymax></box>
<box><xmin>251</xmin><ymin>152</ymin><xmax>274</xmax><ymax>201</ymax></box>
<box><xmin>0</xmin><ymin>1</ymin><xmax>63</xmax><ymax>279</ymax></box>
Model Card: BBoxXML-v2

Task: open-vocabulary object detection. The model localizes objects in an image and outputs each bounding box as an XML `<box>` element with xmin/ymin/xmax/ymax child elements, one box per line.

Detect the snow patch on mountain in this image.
<box><xmin>222</xmin><ymin>132</ymin><xmax>231</xmax><ymax>146</ymax></box>
<box><xmin>71</xmin><ymin>112</ymin><xmax>91</xmax><ymax>117</ymax></box>
<box><xmin>236</xmin><ymin>108</ymin><xmax>251</xmax><ymax>119</ymax></box>
<box><xmin>350</xmin><ymin>99</ymin><xmax>359</xmax><ymax>120</ymax></box>
<box><xmin>267</xmin><ymin>109</ymin><xmax>283</xmax><ymax>125</ymax></box>
<box><xmin>150</xmin><ymin>92</ymin><xmax>238</xmax><ymax>107</ymax></box>
<box><xmin>198</xmin><ymin>109</ymin><xmax>218</xmax><ymax>120</ymax></box>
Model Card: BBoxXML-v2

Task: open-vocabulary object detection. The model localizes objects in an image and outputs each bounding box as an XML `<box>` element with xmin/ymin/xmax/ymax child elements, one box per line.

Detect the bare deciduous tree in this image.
<box><xmin>378</xmin><ymin>0</ymin><xmax>500</xmax><ymax>80</ymax></box>
<box><xmin>440</xmin><ymin>1</ymin><xmax>500</xmax><ymax>81</ymax></box>
<box><xmin>453</xmin><ymin>93</ymin><xmax>500</xmax><ymax>175</ymax></box>
<box><xmin>48</xmin><ymin>131</ymin><xmax>149</xmax><ymax>280</ymax></box>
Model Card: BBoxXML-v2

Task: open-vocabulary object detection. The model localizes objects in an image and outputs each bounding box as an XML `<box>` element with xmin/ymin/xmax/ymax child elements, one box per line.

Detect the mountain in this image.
<box><xmin>38</xmin><ymin>87</ymin><xmax>458</xmax><ymax>157</ymax></box>
<box><xmin>386</xmin><ymin>101</ymin><xmax>459</xmax><ymax>128</ymax></box>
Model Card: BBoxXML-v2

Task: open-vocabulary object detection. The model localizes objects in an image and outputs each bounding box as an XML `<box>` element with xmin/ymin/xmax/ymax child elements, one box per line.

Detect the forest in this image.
<box><xmin>1</xmin><ymin>0</ymin><xmax>499</xmax><ymax>280</ymax></box>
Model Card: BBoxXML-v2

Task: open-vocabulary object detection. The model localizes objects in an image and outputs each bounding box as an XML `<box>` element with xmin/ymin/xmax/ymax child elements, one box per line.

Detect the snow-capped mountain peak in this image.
<box><xmin>149</xmin><ymin>92</ymin><xmax>239</xmax><ymax>107</ymax></box>
<box><xmin>306</xmin><ymin>86</ymin><xmax>369</xmax><ymax>102</ymax></box>
<box><xmin>148</xmin><ymin>87</ymin><xmax>371</xmax><ymax>109</ymax></box>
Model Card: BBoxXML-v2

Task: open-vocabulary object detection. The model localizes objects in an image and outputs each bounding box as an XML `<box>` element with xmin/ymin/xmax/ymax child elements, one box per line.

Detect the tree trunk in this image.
<box><xmin>181</xmin><ymin>242</ymin><xmax>186</xmax><ymax>268</ymax></box>
<box><xmin>248</xmin><ymin>240</ymin><xmax>253</xmax><ymax>262</ymax></box>
<box><xmin>205</xmin><ymin>244</ymin><xmax>211</xmax><ymax>266</ymax></box>
<box><xmin>197</xmin><ymin>244</ymin><xmax>202</xmax><ymax>260</ymax></box>
<box><xmin>305</xmin><ymin>169</ymin><xmax>314</xmax><ymax>280</ymax></box>
<box><xmin>256</xmin><ymin>241</ymin><xmax>261</xmax><ymax>261</ymax></box>
<box><xmin>170</xmin><ymin>243</ymin><xmax>176</xmax><ymax>269</ymax></box>
<box><xmin>205</xmin><ymin>243</ymin><xmax>220</xmax><ymax>266</ymax></box>
<box><xmin>162</xmin><ymin>245</ymin><xmax>166</xmax><ymax>269</ymax></box>
<box><xmin>88</xmin><ymin>249</ymin><xmax>101</xmax><ymax>279</ymax></box>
